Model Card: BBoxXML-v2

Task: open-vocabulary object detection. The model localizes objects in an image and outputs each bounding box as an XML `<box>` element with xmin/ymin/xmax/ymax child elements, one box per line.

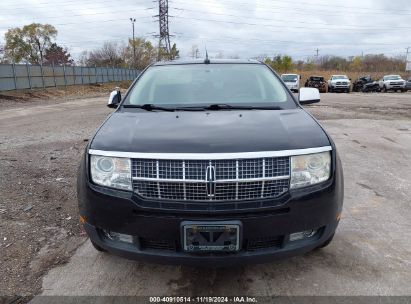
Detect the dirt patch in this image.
<box><xmin>0</xmin><ymin>95</ymin><xmax>111</xmax><ymax>300</ymax></box>
<box><xmin>0</xmin><ymin>81</ymin><xmax>132</xmax><ymax>110</ymax></box>
<box><xmin>0</xmin><ymin>139</ymin><xmax>88</xmax><ymax>298</ymax></box>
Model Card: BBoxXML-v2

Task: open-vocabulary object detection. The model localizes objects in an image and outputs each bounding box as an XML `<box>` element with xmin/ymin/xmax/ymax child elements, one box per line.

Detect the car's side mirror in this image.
<box><xmin>299</xmin><ymin>87</ymin><xmax>320</xmax><ymax>105</ymax></box>
<box><xmin>108</xmin><ymin>90</ymin><xmax>121</xmax><ymax>108</ymax></box>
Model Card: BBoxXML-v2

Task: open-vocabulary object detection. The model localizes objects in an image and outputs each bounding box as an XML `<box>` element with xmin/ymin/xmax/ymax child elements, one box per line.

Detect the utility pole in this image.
<box><xmin>130</xmin><ymin>18</ymin><xmax>136</xmax><ymax>67</ymax></box>
<box><xmin>406</xmin><ymin>47</ymin><xmax>410</xmax><ymax>73</ymax></box>
<box><xmin>156</xmin><ymin>0</ymin><xmax>171</xmax><ymax>61</ymax></box>
<box><xmin>314</xmin><ymin>48</ymin><xmax>320</xmax><ymax>65</ymax></box>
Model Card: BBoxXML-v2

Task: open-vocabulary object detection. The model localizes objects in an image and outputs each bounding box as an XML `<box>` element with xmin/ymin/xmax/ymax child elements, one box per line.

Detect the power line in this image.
<box><xmin>171</xmin><ymin>7</ymin><xmax>411</xmax><ymax>30</ymax></box>
<box><xmin>171</xmin><ymin>15</ymin><xmax>410</xmax><ymax>34</ymax></box>
<box><xmin>0</xmin><ymin>17</ymin><xmax>154</xmax><ymax>30</ymax></box>
<box><xmin>268</xmin><ymin>0</ymin><xmax>410</xmax><ymax>14</ymax></box>
<box><xmin>0</xmin><ymin>0</ymin><xmax>152</xmax><ymax>11</ymax></box>
<box><xmin>173</xmin><ymin>0</ymin><xmax>411</xmax><ymax>17</ymax></box>
<box><xmin>1</xmin><ymin>8</ymin><xmax>154</xmax><ymax>21</ymax></box>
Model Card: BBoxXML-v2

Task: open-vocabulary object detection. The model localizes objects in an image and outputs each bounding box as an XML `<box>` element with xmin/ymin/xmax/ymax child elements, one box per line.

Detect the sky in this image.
<box><xmin>0</xmin><ymin>0</ymin><xmax>410</xmax><ymax>62</ymax></box>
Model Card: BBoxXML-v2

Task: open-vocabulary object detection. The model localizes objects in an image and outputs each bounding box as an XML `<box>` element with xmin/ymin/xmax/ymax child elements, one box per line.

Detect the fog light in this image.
<box><xmin>289</xmin><ymin>229</ymin><xmax>317</xmax><ymax>242</ymax></box>
<box><xmin>103</xmin><ymin>230</ymin><xmax>133</xmax><ymax>243</ymax></box>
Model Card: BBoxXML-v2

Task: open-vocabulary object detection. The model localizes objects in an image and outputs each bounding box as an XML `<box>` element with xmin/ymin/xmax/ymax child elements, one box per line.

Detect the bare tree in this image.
<box><xmin>86</xmin><ymin>41</ymin><xmax>125</xmax><ymax>67</ymax></box>
<box><xmin>189</xmin><ymin>45</ymin><xmax>200</xmax><ymax>59</ymax></box>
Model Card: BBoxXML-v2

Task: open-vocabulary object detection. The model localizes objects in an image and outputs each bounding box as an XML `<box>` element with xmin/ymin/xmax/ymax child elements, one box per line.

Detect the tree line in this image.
<box><xmin>1</xmin><ymin>23</ymin><xmax>179</xmax><ymax>69</ymax></box>
<box><xmin>263</xmin><ymin>54</ymin><xmax>406</xmax><ymax>74</ymax></box>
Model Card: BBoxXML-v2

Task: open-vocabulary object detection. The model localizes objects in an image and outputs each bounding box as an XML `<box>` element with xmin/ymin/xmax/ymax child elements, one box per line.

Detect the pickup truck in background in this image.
<box><xmin>304</xmin><ymin>75</ymin><xmax>327</xmax><ymax>93</ymax></box>
<box><xmin>281</xmin><ymin>74</ymin><xmax>300</xmax><ymax>93</ymax></box>
<box><xmin>327</xmin><ymin>75</ymin><xmax>351</xmax><ymax>93</ymax></box>
<box><xmin>379</xmin><ymin>75</ymin><xmax>406</xmax><ymax>92</ymax></box>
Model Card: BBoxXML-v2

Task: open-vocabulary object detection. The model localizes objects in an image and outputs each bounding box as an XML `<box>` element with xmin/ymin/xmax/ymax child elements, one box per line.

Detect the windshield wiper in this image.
<box><xmin>177</xmin><ymin>104</ymin><xmax>284</xmax><ymax>111</ymax></box>
<box><xmin>123</xmin><ymin>103</ymin><xmax>284</xmax><ymax>111</ymax></box>
<box><xmin>123</xmin><ymin>104</ymin><xmax>175</xmax><ymax>112</ymax></box>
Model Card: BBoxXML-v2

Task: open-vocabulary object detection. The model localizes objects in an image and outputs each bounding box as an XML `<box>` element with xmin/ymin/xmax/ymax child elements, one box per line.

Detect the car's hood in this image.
<box><xmin>90</xmin><ymin>109</ymin><xmax>330</xmax><ymax>153</ymax></box>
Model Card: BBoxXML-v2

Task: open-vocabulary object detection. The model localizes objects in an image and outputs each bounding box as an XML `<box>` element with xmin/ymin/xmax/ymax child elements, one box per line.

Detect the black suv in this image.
<box><xmin>77</xmin><ymin>59</ymin><xmax>344</xmax><ymax>266</ymax></box>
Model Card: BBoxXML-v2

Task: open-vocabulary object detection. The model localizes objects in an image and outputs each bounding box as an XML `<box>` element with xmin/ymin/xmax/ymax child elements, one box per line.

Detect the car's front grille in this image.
<box><xmin>336</xmin><ymin>81</ymin><xmax>348</xmax><ymax>86</ymax></box>
<box><xmin>246</xmin><ymin>236</ymin><xmax>284</xmax><ymax>251</ymax></box>
<box><xmin>131</xmin><ymin>157</ymin><xmax>290</xmax><ymax>207</ymax></box>
<box><xmin>139</xmin><ymin>237</ymin><xmax>177</xmax><ymax>251</ymax></box>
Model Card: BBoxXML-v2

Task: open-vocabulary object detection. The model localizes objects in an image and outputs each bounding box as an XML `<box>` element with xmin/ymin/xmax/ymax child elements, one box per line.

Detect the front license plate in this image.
<box><xmin>182</xmin><ymin>221</ymin><xmax>241</xmax><ymax>253</ymax></box>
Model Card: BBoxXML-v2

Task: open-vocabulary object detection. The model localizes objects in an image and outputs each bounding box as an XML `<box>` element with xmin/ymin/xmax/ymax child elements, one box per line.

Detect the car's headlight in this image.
<box><xmin>290</xmin><ymin>152</ymin><xmax>331</xmax><ymax>189</ymax></box>
<box><xmin>90</xmin><ymin>155</ymin><xmax>132</xmax><ymax>190</ymax></box>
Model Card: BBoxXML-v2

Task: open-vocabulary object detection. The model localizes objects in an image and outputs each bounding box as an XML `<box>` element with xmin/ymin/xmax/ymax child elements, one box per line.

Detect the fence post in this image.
<box><xmin>80</xmin><ymin>66</ymin><xmax>84</xmax><ymax>85</ymax></box>
<box><xmin>112</xmin><ymin>66</ymin><xmax>115</xmax><ymax>82</ymax></box>
<box><xmin>11</xmin><ymin>63</ymin><xmax>18</xmax><ymax>90</ymax></box>
<box><xmin>39</xmin><ymin>64</ymin><xmax>45</xmax><ymax>88</ymax></box>
<box><xmin>52</xmin><ymin>63</ymin><xmax>57</xmax><ymax>87</ymax></box>
<box><xmin>26</xmin><ymin>63</ymin><xmax>32</xmax><ymax>89</ymax></box>
<box><xmin>106</xmin><ymin>66</ymin><xmax>109</xmax><ymax>82</ymax></box>
<box><xmin>63</xmin><ymin>65</ymin><xmax>67</xmax><ymax>87</ymax></box>
<box><xmin>95</xmin><ymin>66</ymin><xmax>97</xmax><ymax>84</ymax></box>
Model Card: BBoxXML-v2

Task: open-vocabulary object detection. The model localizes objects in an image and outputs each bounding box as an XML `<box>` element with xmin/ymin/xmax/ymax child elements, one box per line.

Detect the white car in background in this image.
<box><xmin>327</xmin><ymin>75</ymin><xmax>351</xmax><ymax>93</ymax></box>
<box><xmin>378</xmin><ymin>75</ymin><xmax>406</xmax><ymax>92</ymax></box>
<box><xmin>281</xmin><ymin>74</ymin><xmax>300</xmax><ymax>93</ymax></box>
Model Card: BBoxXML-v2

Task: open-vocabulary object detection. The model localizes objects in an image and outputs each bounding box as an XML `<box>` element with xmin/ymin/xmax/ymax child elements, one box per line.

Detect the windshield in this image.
<box><xmin>332</xmin><ymin>75</ymin><xmax>348</xmax><ymax>80</ymax></box>
<box><xmin>386</xmin><ymin>75</ymin><xmax>401</xmax><ymax>80</ymax></box>
<box><xmin>124</xmin><ymin>64</ymin><xmax>294</xmax><ymax>108</ymax></box>
<box><xmin>281</xmin><ymin>75</ymin><xmax>298</xmax><ymax>82</ymax></box>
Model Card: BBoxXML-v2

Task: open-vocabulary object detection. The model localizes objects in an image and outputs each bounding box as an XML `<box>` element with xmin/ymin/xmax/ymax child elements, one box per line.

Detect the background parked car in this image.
<box><xmin>353</xmin><ymin>76</ymin><xmax>380</xmax><ymax>93</ymax></box>
<box><xmin>281</xmin><ymin>74</ymin><xmax>300</xmax><ymax>92</ymax></box>
<box><xmin>327</xmin><ymin>75</ymin><xmax>351</xmax><ymax>93</ymax></box>
<box><xmin>405</xmin><ymin>77</ymin><xmax>411</xmax><ymax>91</ymax></box>
<box><xmin>378</xmin><ymin>75</ymin><xmax>406</xmax><ymax>92</ymax></box>
<box><xmin>304</xmin><ymin>75</ymin><xmax>327</xmax><ymax>93</ymax></box>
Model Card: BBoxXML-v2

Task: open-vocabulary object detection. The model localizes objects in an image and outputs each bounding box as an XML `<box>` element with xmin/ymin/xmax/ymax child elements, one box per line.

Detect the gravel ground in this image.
<box><xmin>0</xmin><ymin>91</ymin><xmax>410</xmax><ymax>301</ymax></box>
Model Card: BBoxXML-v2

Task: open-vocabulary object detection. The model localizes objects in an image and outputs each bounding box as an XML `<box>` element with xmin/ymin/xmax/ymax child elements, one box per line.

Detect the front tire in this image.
<box><xmin>318</xmin><ymin>232</ymin><xmax>335</xmax><ymax>249</ymax></box>
<box><xmin>91</xmin><ymin>240</ymin><xmax>106</xmax><ymax>252</ymax></box>
<box><xmin>328</xmin><ymin>86</ymin><xmax>333</xmax><ymax>93</ymax></box>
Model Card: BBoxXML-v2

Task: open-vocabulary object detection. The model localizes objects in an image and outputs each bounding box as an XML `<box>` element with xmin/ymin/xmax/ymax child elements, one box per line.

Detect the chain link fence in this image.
<box><xmin>0</xmin><ymin>63</ymin><xmax>141</xmax><ymax>91</ymax></box>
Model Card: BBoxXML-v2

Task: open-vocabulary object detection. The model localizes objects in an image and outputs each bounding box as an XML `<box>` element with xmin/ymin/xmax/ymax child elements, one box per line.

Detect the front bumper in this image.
<box><xmin>386</xmin><ymin>84</ymin><xmax>406</xmax><ymax>90</ymax></box>
<box><xmin>330</xmin><ymin>85</ymin><xmax>350</xmax><ymax>91</ymax></box>
<box><xmin>78</xmin><ymin>152</ymin><xmax>344</xmax><ymax>266</ymax></box>
<box><xmin>285</xmin><ymin>84</ymin><xmax>299</xmax><ymax>92</ymax></box>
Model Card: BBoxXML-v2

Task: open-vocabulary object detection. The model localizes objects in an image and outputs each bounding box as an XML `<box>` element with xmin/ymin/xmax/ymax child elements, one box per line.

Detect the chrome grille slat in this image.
<box><xmin>132</xmin><ymin>157</ymin><xmax>290</xmax><ymax>205</ymax></box>
<box><xmin>235</xmin><ymin>160</ymin><xmax>239</xmax><ymax>201</ymax></box>
<box><xmin>182</xmin><ymin>161</ymin><xmax>186</xmax><ymax>201</ymax></box>
<box><xmin>261</xmin><ymin>159</ymin><xmax>265</xmax><ymax>198</ymax></box>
